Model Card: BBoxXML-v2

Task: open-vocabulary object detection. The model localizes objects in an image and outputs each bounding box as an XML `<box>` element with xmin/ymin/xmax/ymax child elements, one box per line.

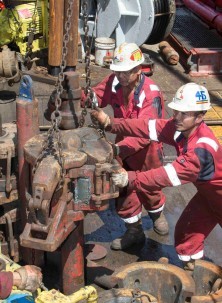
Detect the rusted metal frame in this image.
<box><xmin>113</xmin><ymin>261</ymin><xmax>195</xmax><ymax>303</ymax></box>
<box><xmin>5</xmin><ymin>148</ymin><xmax>12</xmax><ymax>194</ymax></box>
<box><xmin>0</xmin><ymin>238</ymin><xmax>19</xmax><ymax>263</ymax></box>
<box><xmin>20</xmin><ymin>177</ymin><xmax>84</xmax><ymax>252</ymax></box>
<box><xmin>94</xmin><ymin>160</ymin><xmax>121</xmax><ymax>195</ymax></box>
<box><xmin>20</xmin><ymin>199</ymin><xmax>77</xmax><ymax>251</ymax></box>
<box><xmin>69</xmin><ymin>160</ymin><xmax>120</xmax><ymax>208</ymax></box>
<box><xmin>191</xmin><ymin>260</ymin><xmax>222</xmax><ymax>302</ymax></box>
<box><xmin>0</xmin><ymin>208</ymin><xmax>19</xmax><ymax>224</ymax></box>
<box><xmin>0</xmin><ymin>114</ymin><xmax>2</xmax><ymax>136</ymax></box>
<box><xmin>4</xmin><ymin>213</ymin><xmax>15</xmax><ymax>258</ymax></box>
<box><xmin>167</xmin><ymin>33</ymin><xmax>191</xmax><ymax>71</ymax></box>
<box><xmin>97</xmin><ymin>288</ymin><xmax>158</xmax><ymax>303</ymax></box>
<box><xmin>188</xmin><ymin>48</ymin><xmax>222</xmax><ymax>76</ymax></box>
<box><xmin>168</xmin><ymin>33</ymin><xmax>222</xmax><ymax>76</ymax></box>
<box><xmin>17</xmin><ymin>76</ymin><xmax>43</xmax><ymax>265</ymax></box>
<box><xmin>61</xmin><ymin>220</ymin><xmax>84</xmax><ymax>295</ymax></box>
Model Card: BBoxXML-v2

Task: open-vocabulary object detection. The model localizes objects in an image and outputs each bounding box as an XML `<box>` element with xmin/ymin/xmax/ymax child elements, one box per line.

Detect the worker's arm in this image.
<box><xmin>128</xmin><ymin>150</ymin><xmax>201</xmax><ymax>191</ymax></box>
<box><xmin>90</xmin><ymin>109</ymin><xmax>176</xmax><ymax>146</ymax></box>
<box><xmin>113</xmin><ymin>144</ymin><xmax>216</xmax><ymax>190</ymax></box>
<box><xmin>116</xmin><ymin>92</ymin><xmax>163</xmax><ymax>159</ymax></box>
<box><xmin>113</xmin><ymin>149</ymin><xmax>202</xmax><ymax>190</ymax></box>
<box><xmin>110</xmin><ymin>117</ymin><xmax>177</xmax><ymax>145</ymax></box>
<box><xmin>81</xmin><ymin>74</ymin><xmax>114</xmax><ymax>108</ymax></box>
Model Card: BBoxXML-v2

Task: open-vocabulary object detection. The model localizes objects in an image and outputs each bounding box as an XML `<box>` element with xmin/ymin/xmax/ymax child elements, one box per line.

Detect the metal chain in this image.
<box><xmin>131</xmin><ymin>288</ymin><xmax>143</xmax><ymax>303</ymax></box>
<box><xmin>79</xmin><ymin>0</ymin><xmax>94</xmax><ymax>127</ymax></box>
<box><xmin>32</xmin><ymin>0</ymin><xmax>74</xmax><ymax>189</ymax></box>
<box><xmin>79</xmin><ymin>1</ymin><xmax>105</xmax><ymax>135</ymax></box>
<box><xmin>78</xmin><ymin>1</ymin><xmax>116</xmax><ymax>153</ymax></box>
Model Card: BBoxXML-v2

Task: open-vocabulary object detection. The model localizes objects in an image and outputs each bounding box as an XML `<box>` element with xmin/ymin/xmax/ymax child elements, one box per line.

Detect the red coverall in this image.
<box><xmin>87</xmin><ymin>73</ymin><xmax>165</xmax><ymax>223</ymax></box>
<box><xmin>109</xmin><ymin>117</ymin><xmax>222</xmax><ymax>260</ymax></box>
<box><xmin>0</xmin><ymin>271</ymin><xmax>13</xmax><ymax>299</ymax></box>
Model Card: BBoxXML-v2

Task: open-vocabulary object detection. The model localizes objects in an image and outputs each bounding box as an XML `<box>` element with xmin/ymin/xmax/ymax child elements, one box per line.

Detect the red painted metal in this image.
<box><xmin>16</xmin><ymin>76</ymin><xmax>43</xmax><ymax>266</ymax></box>
<box><xmin>85</xmin><ymin>243</ymin><xmax>107</xmax><ymax>261</ymax></box>
<box><xmin>183</xmin><ymin>0</ymin><xmax>222</xmax><ymax>33</ymax></box>
<box><xmin>188</xmin><ymin>47</ymin><xmax>222</xmax><ymax>76</ymax></box>
<box><xmin>61</xmin><ymin>221</ymin><xmax>84</xmax><ymax>295</ymax></box>
<box><xmin>215</xmin><ymin>0</ymin><xmax>222</xmax><ymax>9</ymax></box>
<box><xmin>16</xmin><ymin>77</ymin><xmax>39</xmax><ymax>228</ymax></box>
<box><xmin>199</xmin><ymin>0</ymin><xmax>217</xmax><ymax>9</ymax></box>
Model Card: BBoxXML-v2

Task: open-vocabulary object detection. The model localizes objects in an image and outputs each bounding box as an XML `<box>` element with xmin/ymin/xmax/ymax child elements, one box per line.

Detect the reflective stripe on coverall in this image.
<box><xmin>109</xmin><ymin>117</ymin><xmax>222</xmax><ymax>260</ymax></box>
<box><xmin>82</xmin><ymin>73</ymin><xmax>166</xmax><ymax>222</ymax></box>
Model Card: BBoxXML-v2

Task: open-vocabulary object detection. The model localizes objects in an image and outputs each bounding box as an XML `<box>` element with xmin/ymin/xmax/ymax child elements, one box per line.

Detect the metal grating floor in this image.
<box><xmin>172</xmin><ymin>7</ymin><xmax>222</xmax><ymax>51</ymax></box>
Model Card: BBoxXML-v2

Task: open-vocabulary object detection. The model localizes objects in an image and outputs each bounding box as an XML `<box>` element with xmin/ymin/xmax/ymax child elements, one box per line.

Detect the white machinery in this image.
<box><xmin>78</xmin><ymin>0</ymin><xmax>176</xmax><ymax>46</ymax></box>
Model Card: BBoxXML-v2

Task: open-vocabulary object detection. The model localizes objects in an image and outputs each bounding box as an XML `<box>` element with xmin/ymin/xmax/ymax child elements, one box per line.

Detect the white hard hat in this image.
<box><xmin>168</xmin><ymin>83</ymin><xmax>211</xmax><ymax>112</ymax></box>
<box><xmin>110</xmin><ymin>42</ymin><xmax>144</xmax><ymax>72</ymax></box>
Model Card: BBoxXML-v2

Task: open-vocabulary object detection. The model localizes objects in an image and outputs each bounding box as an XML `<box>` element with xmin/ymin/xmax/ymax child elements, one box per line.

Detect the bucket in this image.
<box><xmin>95</xmin><ymin>37</ymin><xmax>115</xmax><ymax>67</ymax></box>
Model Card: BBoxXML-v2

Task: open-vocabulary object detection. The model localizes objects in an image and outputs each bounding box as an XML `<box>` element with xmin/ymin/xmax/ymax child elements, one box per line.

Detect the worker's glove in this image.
<box><xmin>90</xmin><ymin>108</ymin><xmax>111</xmax><ymax>128</ymax></box>
<box><xmin>112</xmin><ymin>168</ymin><xmax>129</xmax><ymax>188</ymax></box>
<box><xmin>15</xmin><ymin>265</ymin><xmax>42</xmax><ymax>293</ymax></box>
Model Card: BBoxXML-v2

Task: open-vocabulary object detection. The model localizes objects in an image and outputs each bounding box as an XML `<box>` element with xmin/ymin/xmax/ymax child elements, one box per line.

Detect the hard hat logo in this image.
<box><xmin>113</xmin><ymin>55</ymin><xmax>124</xmax><ymax>63</ymax></box>
<box><xmin>110</xmin><ymin>42</ymin><xmax>144</xmax><ymax>72</ymax></box>
<box><xmin>168</xmin><ymin>83</ymin><xmax>211</xmax><ymax>112</ymax></box>
<box><xmin>179</xmin><ymin>89</ymin><xmax>184</xmax><ymax>100</ymax></box>
<box><xmin>195</xmin><ymin>91</ymin><xmax>208</xmax><ymax>104</ymax></box>
<box><xmin>130</xmin><ymin>49</ymin><xmax>143</xmax><ymax>62</ymax></box>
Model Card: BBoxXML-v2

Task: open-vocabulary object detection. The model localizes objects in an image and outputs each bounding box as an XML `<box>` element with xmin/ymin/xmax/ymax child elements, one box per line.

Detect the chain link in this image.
<box><xmin>78</xmin><ymin>0</ymin><xmax>116</xmax><ymax>149</ymax></box>
<box><xmin>79</xmin><ymin>0</ymin><xmax>94</xmax><ymax>127</ymax></box>
<box><xmin>131</xmin><ymin>289</ymin><xmax>141</xmax><ymax>302</ymax></box>
<box><xmin>32</xmin><ymin>0</ymin><xmax>75</xmax><ymax>189</ymax></box>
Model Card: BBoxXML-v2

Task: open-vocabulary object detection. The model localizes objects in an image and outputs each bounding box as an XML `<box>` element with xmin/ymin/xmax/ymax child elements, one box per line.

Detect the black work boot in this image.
<box><xmin>111</xmin><ymin>219</ymin><xmax>145</xmax><ymax>250</ymax></box>
<box><xmin>149</xmin><ymin>211</ymin><xmax>169</xmax><ymax>236</ymax></box>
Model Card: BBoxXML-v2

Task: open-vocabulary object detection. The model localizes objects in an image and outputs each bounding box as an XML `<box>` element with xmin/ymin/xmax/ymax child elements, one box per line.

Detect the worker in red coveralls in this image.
<box><xmin>90</xmin><ymin>82</ymin><xmax>222</xmax><ymax>270</ymax></box>
<box><xmin>0</xmin><ymin>265</ymin><xmax>42</xmax><ymax>299</ymax></box>
<box><xmin>82</xmin><ymin>42</ymin><xmax>169</xmax><ymax>250</ymax></box>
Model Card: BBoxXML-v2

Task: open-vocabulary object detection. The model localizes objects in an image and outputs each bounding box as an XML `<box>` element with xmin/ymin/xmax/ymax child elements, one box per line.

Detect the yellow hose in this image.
<box><xmin>68</xmin><ymin>286</ymin><xmax>98</xmax><ymax>303</ymax></box>
<box><xmin>36</xmin><ymin>286</ymin><xmax>98</xmax><ymax>303</ymax></box>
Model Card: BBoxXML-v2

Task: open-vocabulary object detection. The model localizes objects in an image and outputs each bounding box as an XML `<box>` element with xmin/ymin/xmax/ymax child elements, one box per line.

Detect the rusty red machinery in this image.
<box><xmin>14</xmin><ymin>0</ymin><xmax>122</xmax><ymax>295</ymax></box>
<box><xmin>17</xmin><ymin>73</ymin><xmax>120</xmax><ymax>294</ymax></box>
<box><xmin>0</xmin><ymin>115</ymin><xmax>19</xmax><ymax>262</ymax></box>
<box><xmin>98</xmin><ymin>258</ymin><xmax>222</xmax><ymax>303</ymax></box>
<box><xmin>168</xmin><ymin>0</ymin><xmax>222</xmax><ymax>76</ymax></box>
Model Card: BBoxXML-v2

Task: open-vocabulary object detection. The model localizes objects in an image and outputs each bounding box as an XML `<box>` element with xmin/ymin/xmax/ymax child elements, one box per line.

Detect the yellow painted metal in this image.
<box><xmin>0</xmin><ymin>1</ymin><xmax>48</xmax><ymax>55</ymax></box>
<box><xmin>203</xmin><ymin>104</ymin><xmax>222</xmax><ymax>143</ymax></box>
<box><xmin>0</xmin><ymin>252</ymin><xmax>20</xmax><ymax>271</ymax></box>
<box><xmin>204</xmin><ymin>107</ymin><xmax>221</xmax><ymax>121</ymax></box>
<box><xmin>36</xmin><ymin>286</ymin><xmax>98</xmax><ymax>303</ymax></box>
<box><xmin>209</xmin><ymin>126</ymin><xmax>222</xmax><ymax>145</ymax></box>
<box><xmin>0</xmin><ymin>252</ymin><xmax>98</xmax><ymax>302</ymax></box>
